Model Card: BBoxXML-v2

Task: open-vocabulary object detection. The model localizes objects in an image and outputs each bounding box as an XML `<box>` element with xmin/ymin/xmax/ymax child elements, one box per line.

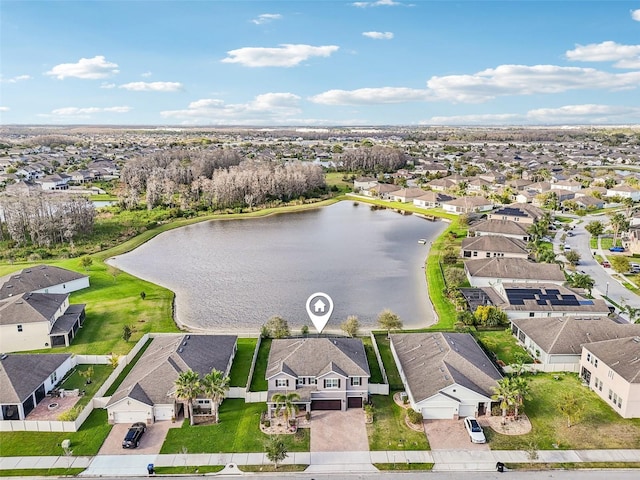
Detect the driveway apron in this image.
<box><xmin>310</xmin><ymin>409</ymin><xmax>369</xmax><ymax>452</ymax></box>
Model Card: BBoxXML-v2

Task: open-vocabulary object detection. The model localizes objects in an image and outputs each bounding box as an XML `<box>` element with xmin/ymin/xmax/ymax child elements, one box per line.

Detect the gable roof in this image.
<box><xmin>512</xmin><ymin>317</ymin><xmax>640</xmax><ymax>355</ymax></box>
<box><xmin>469</xmin><ymin>219</ymin><xmax>530</xmax><ymax>236</ymax></box>
<box><xmin>464</xmin><ymin>258</ymin><xmax>564</xmax><ymax>282</ymax></box>
<box><xmin>390</xmin><ymin>333</ymin><xmax>502</xmax><ymax>403</ymax></box>
<box><xmin>461</xmin><ymin>235</ymin><xmax>528</xmax><ymax>254</ymax></box>
<box><xmin>106</xmin><ymin>334</ymin><xmax>237</xmax><ymax>407</ymax></box>
<box><xmin>266</xmin><ymin>338</ymin><xmax>370</xmax><ymax>380</ymax></box>
<box><xmin>583</xmin><ymin>337</ymin><xmax>640</xmax><ymax>384</ymax></box>
<box><xmin>491</xmin><ymin>203</ymin><xmax>544</xmax><ymax>220</ymax></box>
<box><xmin>0</xmin><ymin>292</ymin><xmax>68</xmax><ymax>326</ymax></box>
<box><xmin>0</xmin><ymin>353</ymin><xmax>72</xmax><ymax>403</ymax></box>
<box><xmin>0</xmin><ymin>265</ymin><xmax>87</xmax><ymax>300</ymax></box>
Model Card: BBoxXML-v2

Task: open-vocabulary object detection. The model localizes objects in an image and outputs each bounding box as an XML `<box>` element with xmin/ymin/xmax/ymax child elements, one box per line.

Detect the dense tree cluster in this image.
<box><xmin>0</xmin><ymin>193</ymin><xmax>95</xmax><ymax>246</ymax></box>
<box><xmin>119</xmin><ymin>148</ymin><xmax>325</xmax><ymax>210</ymax></box>
<box><xmin>338</xmin><ymin>145</ymin><xmax>407</xmax><ymax>173</ymax></box>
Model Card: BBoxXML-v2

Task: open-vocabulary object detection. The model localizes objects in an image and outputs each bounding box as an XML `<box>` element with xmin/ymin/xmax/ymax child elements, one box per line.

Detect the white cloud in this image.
<box><xmin>632</xmin><ymin>9</ymin><xmax>640</xmax><ymax>21</ymax></box>
<box><xmin>526</xmin><ymin>104</ymin><xmax>640</xmax><ymax>121</ymax></box>
<box><xmin>251</xmin><ymin>13</ymin><xmax>282</xmax><ymax>25</ymax></box>
<box><xmin>119</xmin><ymin>81</ymin><xmax>183</xmax><ymax>92</ymax></box>
<box><xmin>141</xmin><ymin>71</ymin><xmax>152</xmax><ymax>77</ymax></box>
<box><xmin>0</xmin><ymin>106</ymin><xmax>9</xmax><ymax>112</ymax></box>
<box><xmin>100</xmin><ymin>82</ymin><xmax>116</xmax><ymax>89</ymax></box>
<box><xmin>566</xmin><ymin>41</ymin><xmax>640</xmax><ymax>68</ymax></box>
<box><xmin>426</xmin><ymin>64</ymin><xmax>640</xmax><ymax>102</ymax></box>
<box><xmin>160</xmin><ymin>92</ymin><xmax>302</xmax><ymax>124</ymax></box>
<box><xmin>353</xmin><ymin>0</ymin><xmax>402</xmax><ymax>7</ymax></box>
<box><xmin>221</xmin><ymin>44</ymin><xmax>339</xmax><ymax>67</ymax></box>
<box><xmin>310</xmin><ymin>87</ymin><xmax>431</xmax><ymax>105</ymax></box>
<box><xmin>422</xmin><ymin>113</ymin><xmax>521</xmax><ymax>125</ymax></box>
<box><xmin>50</xmin><ymin>106</ymin><xmax>131</xmax><ymax>116</ymax></box>
<box><xmin>362</xmin><ymin>31</ymin><xmax>394</xmax><ymax>40</ymax></box>
<box><xmin>45</xmin><ymin>56</ymin><xmax>119</xmax><ymax>80</ymax></box>
<box><xmin>0</xmin><ymin>74</ymin><xmax>31</xmax><ymax>83</ymax></box>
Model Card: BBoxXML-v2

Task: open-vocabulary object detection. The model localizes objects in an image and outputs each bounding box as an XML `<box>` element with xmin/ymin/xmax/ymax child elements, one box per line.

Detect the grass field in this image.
<box><xmin>486</xmin><ymin>373</ymin><xmax>640</xmax><ymax>450</ymax></box>
<box><xmin>229</xmin><ymin>338</ymin><xmax>258</xmax><ymax>387</ymax></box>
<box><xmin>473</xmin><ymin>330</ymin><xmax>532</xmax><ymax>365</ymax></box>
<box><xmin>0</xmin><ymin>409</ymin><xmax>111</xmax><ymax>456</ymax></box>
<box><xmin>362</xmin><ymin>337</ymin><xmax>384</xmax><ymax>384</ymax></box>
<box><xmin>249</xmin><ymin>338</ymin><xmax>271</xmax><ymax>392</ymax></box>
<box><xmin>160</xmin><ymin>399</ymin><xmax>309</xmax><ymax>453</ymax></box>
<box><xmin>58</xmin><ymin>364</ymin><xmax>114</xmax><ymax>410</ymax></box>
<box><xmin>372</xmin><ymin>334</ymin><xmax>403</xmax><ymax>391</ymax></box>
<box><xmin>366</xmin><ymin>394</ymin><xmax>429</xmax><ymax>451</ymax></box>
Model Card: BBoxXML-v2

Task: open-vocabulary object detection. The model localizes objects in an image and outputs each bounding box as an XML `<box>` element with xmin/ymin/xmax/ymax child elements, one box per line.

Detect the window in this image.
<box><xmin>351</xmin><ymin>377</ymin><xmax>361</xmax><ymax>386</ymax></box>
<box><xmin>587</xmin><ymin>353</ymin><xmax>591</xmax><ymax>362</ymax></box>
<box><xmin>296</xmin><ymin>378</ymin><xmax>305</xmax><ymax>386</ymax></box>
<box><xmin>50</xmin><ymin>371</ymin><xmax>57</xmax><ymax>383</ymax></box>
<box><xmin>618</xmin><ymin>397</ymin><xmax>622</xmax><ymax>408</ymax></box>
<box><xmin>486</xmin><ymin>252</ymin><xmax>491</xmax><ymax>258</ymax></box>
<box><xmin>529</xmin><ymin>312</ymin><xmax>535</xmax><ymax>317</ymax></box>
<box><xmin>518</xmin><ymin>331</ymin><xmax>525</xmax><ymax>342</ymax></box>
<box><xmin>324</xmin><ymin>378</ymin><xmax>339</xmax><ymax>389</ymax></box>
<box><xmin>472</xmin><ymin>251</ymin><xmax>478</xmax><ymax>257</ymax></box>
<box><xmin>608</xmin><ymin>389</ymin><xmax>613</xmax><ymax>400</ymax></box>
<box><xmin>17</xmin><ymin>325</ymin><xmax>23</xmax><ymax>332</ymax></box>
<box><xmin>613</xmin><ymin>393</ymin><xmax>617</xmax><ymax>404</ymax></box>
<box><xmin>275</xmin><ymin>379</ymin><xmax>289</xmax><ymax>388</ymax></box>
<box><xmin>309</xmin><ymin>377</ymin><xmax>317</xmax><ymax>385</ymax></box>
<box><xmin>594</xmin><ymin>359</ymin><xmax>598</xmax><ymax>367</ymax></box>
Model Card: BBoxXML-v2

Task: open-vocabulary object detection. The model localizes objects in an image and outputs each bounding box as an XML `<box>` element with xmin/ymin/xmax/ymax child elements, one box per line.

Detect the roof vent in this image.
<box><xmin>182</xmin><ymin>341</ymin><xmax>187</xmax><ymax>346</ymax></box>
<box><xmin>0</xmin><ymin>354</ymin><xmax>7</xmax><ymax>360</ymax></box>
<box><xmin>633</xmin><ymin>337</ymin><xmax>640</xmax><ymax>343</ymax></box>
<box><xmin>178</xmin><ymin>348</ymin><xmax>183</xmax><ymax>353</ymax></box>
<box><xmin>186</xmin><ymin>335</ymin><xmax>190</xmax><ymax>339</ymax></box>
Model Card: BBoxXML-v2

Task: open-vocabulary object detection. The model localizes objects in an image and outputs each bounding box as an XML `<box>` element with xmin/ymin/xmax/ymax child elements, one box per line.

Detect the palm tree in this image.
<box><xmin>537</xmin><ymin>249</ymin><xmax>556</xmax><ymax>264</ymax></box>
<box><xmin>271</xmin><ymin>392</ymin><xmax>301</xmax><ymax>424</ymax></box>
<box><xmin>492</xmin><ymin>377</ymin><xmax>516</xmax><ymax>423</ymax></box>
<box><xmin>174</xmin><ymin>370</ymin><xmax>201</xmax><ymax>426</ymax></box>
<box><xmin>569</xmin><ymin>273</ymin><xmax>595</xmax><ymax>297</ymax></box>
<box><xmin>608</xmin><ymin>212</ymin><xmax>630</xmax><ymax>245</ymax></box>
<box><xmin>201</xmin><ymin>369</ymin><xmax>230</xmax><ymax>423</ymax></box>
<box><xmin>511</xmin><ymin>376</ymin><xmax>531</xmax><ymax>419</ymax></box>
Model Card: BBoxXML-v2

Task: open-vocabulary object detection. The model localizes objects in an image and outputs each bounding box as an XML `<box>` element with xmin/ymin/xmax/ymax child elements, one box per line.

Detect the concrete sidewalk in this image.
<box><xmin>1</xmin><ymin>449</ymin><xmax>639</xmax><ymax>475</ymax></box>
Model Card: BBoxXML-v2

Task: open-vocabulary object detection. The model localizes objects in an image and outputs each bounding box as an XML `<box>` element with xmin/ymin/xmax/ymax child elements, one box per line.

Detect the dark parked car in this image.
<box><xmin>122</xmin><ymin>422</ymin><xmax>146</xmax><ymax>448</ymax></box>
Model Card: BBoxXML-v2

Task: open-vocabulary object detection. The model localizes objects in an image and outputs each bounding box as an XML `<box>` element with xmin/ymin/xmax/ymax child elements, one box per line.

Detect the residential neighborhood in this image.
<box><xmin>0</xmin><ymin>125</ymin><xmax>639</xmax><ymax>475</ymax></box>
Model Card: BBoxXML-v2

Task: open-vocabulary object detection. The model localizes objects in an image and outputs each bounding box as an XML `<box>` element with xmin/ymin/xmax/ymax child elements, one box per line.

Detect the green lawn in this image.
<box><xmin>58</xmin><ymin>364</ymin><xmax>114</xmax><ymax>410</ymax></box>
<box><xmin>473</xmin><ymin>330</ymin><xmax>532</xmax><ymax>366</ymax></box>
<box><xmin>0</xmin><ymin>409</ymin><xmax>111</xmax><ymax>456</ymax></box>
<box><xmin>0</xmin><ymin>468</ymin><xmax>86</xmax><ymax>476</ymax></box>
<box><xmin>362</xmin><ymin>337</ymin><xmax>384</xmax><ymax>384</ymax></box>
<box><xmin>375</xmin><ymin>463</ymin><xmax>434</xmax><ymax>471</ymax></box>
<box><xmin>590</xmin><ymin>237</ymin><xmax>598</xmax><ymax>249</ymax></box>
<box><xmin>366</xmin><ymin>394</ymin><xmax>429</xmax><ymax>451</ymax></box>
<box><xmin>249</xmin><ymin>338</ymin><xmax>271</xmax><ymax>391</ymax></box>
<box><xmin>153</xmin><ymin>466</ymin><xmax>224</xmax><ymax>474</ymax></box>
<box><xmin>486</xmin><ymin>373</ymin><xmax>640</xmax><ymax>450</ymax></box>
<box><xmin>160</xmin><ymin>399</ymin><xmax>309</xmax><ymax>453</ymax></box>
<box><xmin>372</xmin><ymin>334</ymin><xmax>403</xmax><ymax>391</ymax></box>
<box><xmin>230</xmin><ymin>338</ymin><xmax>258</xmax><ymax>387</ymax></box>
<box><xmin>104</xmin><ymin>338</ymin><xmax>152</xmax><ymax>396</ymax></box>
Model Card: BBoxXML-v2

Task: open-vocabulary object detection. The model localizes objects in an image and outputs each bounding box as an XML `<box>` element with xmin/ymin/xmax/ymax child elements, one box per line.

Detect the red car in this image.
<box><xmin>601</xmin><ymin>261</ymin><xmax>611</xmax><ymax>268</ymax></box>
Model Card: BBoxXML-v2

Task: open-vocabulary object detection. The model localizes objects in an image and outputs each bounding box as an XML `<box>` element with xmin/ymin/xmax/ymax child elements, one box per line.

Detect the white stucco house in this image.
<box><xmin>390</xmin><ymin>333</ymin><xmax>502</xmax><ymax>420</ymax></box>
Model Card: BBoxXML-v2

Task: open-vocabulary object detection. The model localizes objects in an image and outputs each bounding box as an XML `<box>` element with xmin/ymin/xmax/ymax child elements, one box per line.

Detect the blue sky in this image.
<box><xmin>2</xmin><ymin>0</ymin><xmax>640</xmax><ymax>126</ymax></box>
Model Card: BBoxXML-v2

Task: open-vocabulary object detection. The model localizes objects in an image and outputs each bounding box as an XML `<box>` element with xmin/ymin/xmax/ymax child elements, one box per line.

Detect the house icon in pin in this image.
<box><xmin>314</xmin><ymin>299</ymin><xmax>326</xmax><ymax>313</ymax></box>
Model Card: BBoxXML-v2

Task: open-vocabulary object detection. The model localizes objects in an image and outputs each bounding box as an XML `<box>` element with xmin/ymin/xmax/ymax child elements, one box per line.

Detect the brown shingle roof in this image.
<box><xmin>464</xmin><ymin>258</ymin><xmax>564</xmax><ymax>282</ymax></box>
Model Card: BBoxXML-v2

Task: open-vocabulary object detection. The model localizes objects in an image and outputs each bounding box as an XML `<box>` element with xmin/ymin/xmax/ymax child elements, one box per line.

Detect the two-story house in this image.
<box><xmin>266</xmin><ymin>338</ymin><xmax>371</xmax><ymax>413</ymax></box>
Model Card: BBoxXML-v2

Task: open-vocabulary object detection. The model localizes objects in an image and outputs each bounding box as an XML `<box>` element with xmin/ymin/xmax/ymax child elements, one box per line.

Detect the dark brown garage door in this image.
<box><xmin>347</xmin><ymin>397</ymin><xmax>363</xmax><ymax>408</ymax></box>
<box><xmin>311</xmin><ymin>399</ymin><xmax>341</xmax><ymax>410</ymax></box>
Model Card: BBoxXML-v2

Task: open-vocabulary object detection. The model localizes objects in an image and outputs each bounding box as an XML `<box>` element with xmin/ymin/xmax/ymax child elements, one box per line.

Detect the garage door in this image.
<box><xmin>347</xmin><ymin>397</ymin><xmax>363</xmax><ymax>408</ymax></box>
<box><xmin>311</xmin><ymin>400</ymin><xmax>341</xmax><ymax>410</ymax></box>
<box><xmin>421</xmin><ymin>406</ymin><xmax>456</xmax><ymax>420</ymax></box>
<box><xmin>113</xmin><ymin>411</ymin><xmax>148</xmax><ymax>424</ymax></box>
<box><xmin>459</xmin><ymin>404</ymin><xmax>476</xmax><ymax>418</ymax></box>
<box><xmin>154</xmin><ymin>406</ymin><xmax>174</xmax><ymax>421</ymax></box>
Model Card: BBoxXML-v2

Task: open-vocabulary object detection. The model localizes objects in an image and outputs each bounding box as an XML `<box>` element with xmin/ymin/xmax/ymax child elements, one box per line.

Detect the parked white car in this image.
<box><xmin>464</xmin><ymin>417</ymin><xmax>486</xmax><ymax>444</ymax></box>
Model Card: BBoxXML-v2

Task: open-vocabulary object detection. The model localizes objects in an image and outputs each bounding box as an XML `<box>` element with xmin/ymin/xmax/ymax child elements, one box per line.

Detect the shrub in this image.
<box><xmin>58</xmin><ymin>406</ymin><xmax>83</xmax><ymax>421</ymax></box>
<box><xmin>406</xmin><ymin>409</ymin><xmax>423</xmax><ymax>425</ymax></box>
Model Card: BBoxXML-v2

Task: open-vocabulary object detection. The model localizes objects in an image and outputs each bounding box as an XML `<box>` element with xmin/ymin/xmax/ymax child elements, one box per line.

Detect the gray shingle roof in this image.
<box><xmin>583</xmin><ymin>337</ymin><xmax>640</xmax><ymax>383</ymax></box>
<box><xmin>0</xmin><ymin>353</ymin><xmax>72</xmax><ymax>403</ymax></box>
<box><xmin>106</xmin><ymin>334</ymin><xmax>237</xmax><ymax>407</ymax></box>
<box><xmin>469</xmin><ymin>219</ymin><xmax>530</xmax><ymax>236</ymax></box>
<box><xmin>266</xmin><ymin>338</ymin><xmax>370</xmax><ymax>379</ymax></box>
<box><xmin>512</xmin><ymin>317</ymin><xmax>640</xmax><ymax>355</ymax></box>
<box><xmin>461</xmin><ymin>235</ymin><xmax>528</xmax><ymax>254</ymax></box>
<box><xmin>390</xmin><ymin>333</ymin><xmax>502</xmax><ymax>403</ymax></box>
<box><xmin>0</xmin><ymin>265</ymin><xmax>87</xmax><ymax>300</ymax></box>
<box><xmin>0</xmin><ymin>292</ymin><xmax>69</xmax><ymax>326</ymax></box>
<box><xmin>464</xmin><ymin>258</ymin><xmax>565</xmax><ymax>282</ymax></box>
<box><xmin>493</xmin><ymin>283</ymin><xmax>610</xmax><ymax>315</ymax></box>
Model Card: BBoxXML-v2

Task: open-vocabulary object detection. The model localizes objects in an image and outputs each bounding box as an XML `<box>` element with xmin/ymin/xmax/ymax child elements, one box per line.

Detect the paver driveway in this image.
<box><xmin>423</xmin><ymin>419</ymin><xmax>490</xmax><ymax>451</ymax></box>
<box><xmin>98</xmin><ymin>421</ymin><xmax>179</xmax><ymax>455</ymax></box>
<box><xmin>310</xmin><ymin>409</ymin><xmax>369</xmax><ymax>452</ymax></box>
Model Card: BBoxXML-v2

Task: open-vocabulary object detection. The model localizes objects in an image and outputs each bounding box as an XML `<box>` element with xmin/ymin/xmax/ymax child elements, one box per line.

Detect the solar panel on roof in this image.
<box><xmin>546</xmin><ymin>289</ymin><xmax>560</xmax><ymax>294</ymax></box>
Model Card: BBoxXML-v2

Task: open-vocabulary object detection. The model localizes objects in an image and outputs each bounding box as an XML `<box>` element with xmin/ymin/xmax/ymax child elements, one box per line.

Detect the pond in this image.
<box><xmin>108</xmin><ymin>201</ymin><xmax>448</xmax><ymax>333</ymax></box>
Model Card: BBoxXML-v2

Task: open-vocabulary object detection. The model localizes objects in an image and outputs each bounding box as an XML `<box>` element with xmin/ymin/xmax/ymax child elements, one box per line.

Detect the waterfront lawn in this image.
<box><xmin>160</xmin><ymin>399</ymin><xmax>309</xmax><ymax>453</ymax></box>
<box><xmin>59</xmin><ymin>364</ymin><xmax>113</xmax><ymax>409</ymax></box>
<box><xmin>473</xmin><ymin>330</ymin><xmax>532</xmax><ymax>366</ymax></box>
<box><xmin>230</xmin><ymin>338</ymin><xmax>258</xmax><ymax>387</ymax></box>
<box><xmin>249</xmin><ymin>338</ymin><xmax>271</xmax><ymax>392</ymax></box>
<box><xmin>486</xmin><ymin>373</ymin><xmax>640</xmax><ymax>450</ymax></box>
<box><xmin>0</xmin><ymin>409</ymin><xmax>111</xmax><ymax>456</ymax></box>
<box><xmin>366</xmin><ymin>394</ymin><xmax>429</xmax><ymax>451</ymax></box>
<box><xmin>362</xmin><ymin>337</ymin><xmax>384</xmax><ymax>384</ymax></box>
<box><xmin>373</xmin><ymin>334</ymin><xmax>403</xmax><ymax>391</ymax></box>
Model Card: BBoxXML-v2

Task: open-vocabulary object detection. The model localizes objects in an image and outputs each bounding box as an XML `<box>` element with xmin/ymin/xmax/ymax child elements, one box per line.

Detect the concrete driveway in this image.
<box><xmin>423</xmin><ymin>419</ymin><xmax>490</xmax><ymax>451</ymax></box>
<box><xmin>310</xmin><ymin>409</ymin><xmax>369</xmax><ymax>452</ymax></box>
<box><xmin>98</xmin><ymin>421</ymin><xmax>178</xmax><ymax>455</ymax></box>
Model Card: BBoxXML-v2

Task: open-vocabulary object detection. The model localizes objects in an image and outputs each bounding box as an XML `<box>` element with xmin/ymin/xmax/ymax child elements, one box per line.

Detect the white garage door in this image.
<box><xmin>421</xmin><ymin>406</ymin><xmax>457</xmax><ymax>420</ymax></box>
<box><xmin>459</xmin><ymin>404</ymin><xmax>476</xmax><ymax>418</ymax></box>
<box><xmin>154</xmin><ymin>406</ymin><xmax>174</xmax><ymax>421</ymax></box>
<box><xmin>113</xmin><ymin>411</ymin><xmax>148</xmax><ymax>424</ymax></box>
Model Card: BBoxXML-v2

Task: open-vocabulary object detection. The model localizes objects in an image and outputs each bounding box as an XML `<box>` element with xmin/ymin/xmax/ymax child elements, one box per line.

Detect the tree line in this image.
<box><xmin>118</xmin><ymin>148</ymin><xmax>326</xmax><ymax>211</ymax></box>
<box><xmin>0</xmin><ymin>193</ymin><xmax>95</xmax><ymax>247</ymax></box>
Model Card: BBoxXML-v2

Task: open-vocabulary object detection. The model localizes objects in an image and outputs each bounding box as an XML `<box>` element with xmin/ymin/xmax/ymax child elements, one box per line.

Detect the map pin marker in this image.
<box><xmin>305</xmin><ymin>292</ymin><xmax>334</xmax><ymax>334</ymax></box>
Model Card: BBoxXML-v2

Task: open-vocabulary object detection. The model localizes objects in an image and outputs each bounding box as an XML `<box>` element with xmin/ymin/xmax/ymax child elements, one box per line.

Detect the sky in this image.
<box><xmin>1</xmin><ymin>0</ymin><xmax>640</xmax><ymax>127</ymax></box>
